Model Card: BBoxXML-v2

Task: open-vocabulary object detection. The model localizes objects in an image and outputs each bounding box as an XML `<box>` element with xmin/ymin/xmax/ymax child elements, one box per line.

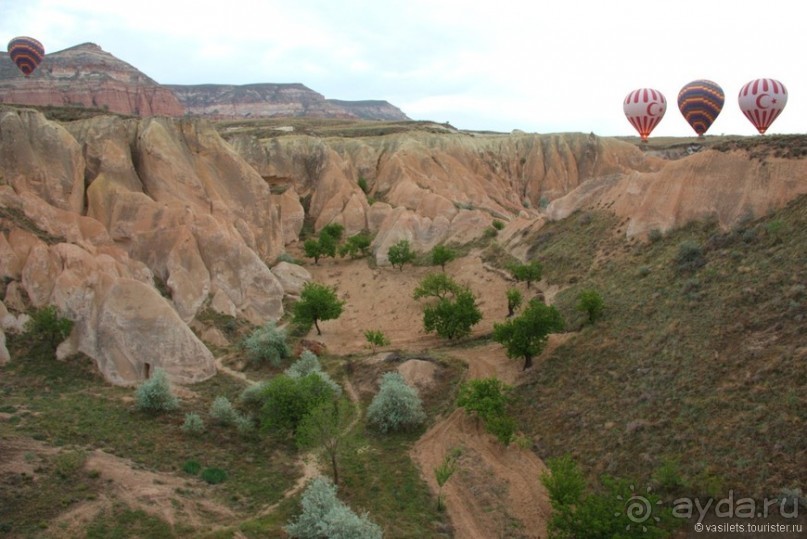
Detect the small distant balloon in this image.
<box><xmin>677</xmin><ymin>80</ymin><xmax>724</xmax><ymax>137</ymax></box>
<box><xmin>624</xmin><ymin>88</ymin><xmax>666</xmax><ymax>142</ymax></box>
<box><xmin>738</xmin><ymin>78</ymin><xmax>787</xmax><ymax>135</ymax></box>
<box><xmin>7</xmin><ymin>36</ymin><xmax>45</xmax><ymax>76</ymax></box>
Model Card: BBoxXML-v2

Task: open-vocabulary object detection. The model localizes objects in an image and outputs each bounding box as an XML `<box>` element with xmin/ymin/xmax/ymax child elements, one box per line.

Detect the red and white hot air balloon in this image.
<box><xmin>738</xmin><ymin>78</ymin><xmax>787</xmax><ymax>134</ymax></box>
<box><xmin>624</xmin><ymin>88</ymin><xmax>666</xmax><ymax>142</ymax></box>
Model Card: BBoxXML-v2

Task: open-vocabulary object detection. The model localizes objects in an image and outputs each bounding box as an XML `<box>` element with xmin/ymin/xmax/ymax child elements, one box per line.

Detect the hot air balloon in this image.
<box><xmin>7</xmin><ymin>36</ymin><xmax>45</xmax><ymax>77</ymax></box>
<box><xmin>677</xmin><ymin>80</ymin><xmax>724</xmax><ymax>137</ymax></box>
<box><xmin>624</xmin><ymin>88</ymin><xmax>666</xmax><ymax>142</ymax></box>
<box><xmin>738</xmin><ymin>78</ymin><xmax>787</xmax><ymax>134</ymax></box>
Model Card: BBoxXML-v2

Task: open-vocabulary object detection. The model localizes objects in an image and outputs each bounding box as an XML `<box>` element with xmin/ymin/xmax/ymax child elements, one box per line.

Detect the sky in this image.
<box><xmin>1</xmin><ymin>0</ymin><xmax>804</xmax><ymax>137</ymax></box>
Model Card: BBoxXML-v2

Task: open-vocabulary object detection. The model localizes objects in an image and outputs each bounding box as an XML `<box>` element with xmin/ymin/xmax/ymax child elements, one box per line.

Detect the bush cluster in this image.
<box><xmin>134</xmin><ymin>368</ymin><xmax>179</xmax><ymax>413</ymax></box>
<box><xmin>367</xmin><ymin>372</ymin><xmax>425</xmax><ymax>433</ymax></box>
<box><xmin>285</xmin><ymin>477</ymin><xmax>381</xmax><ymax>539</ymax></box>
<box><xmin>243</xmin><ymin>321</ymin><xmax>290</xmax><ymax>366</ymax></box>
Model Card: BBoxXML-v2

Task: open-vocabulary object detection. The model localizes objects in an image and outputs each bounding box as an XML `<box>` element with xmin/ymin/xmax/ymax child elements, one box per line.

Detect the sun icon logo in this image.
<box><xmin>615</xmin><ymin>485</ymin><xmax>663</xmax><ymax>532</ymax></box>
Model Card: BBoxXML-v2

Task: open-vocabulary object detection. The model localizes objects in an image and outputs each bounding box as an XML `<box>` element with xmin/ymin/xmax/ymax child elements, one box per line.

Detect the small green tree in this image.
<box><xmin>259</xmin><ymin>373</ymin><xmax>339</xmax><ymax>438</ymax></box>
<box><xmin>507</xmin><ymin>260</ymin><xmax>543</xmax><ymax>289</ymax></box>
<box><xmin>296</xmin><ymin>399</ymin><xmax>353</xmax><ymax>485</ymax></box>
<box><xmin>339</xmin><ymin>232</ymin><xmax>372</xmax><ymax>259</ymax></box>
<box><xmin>387</xmin><ymin>239</ymin><xmax>415</xmax><ymax>271</ymax></box>
<box><xmin>413</xmin><ymin>273</ymin><xmax>461</xmax><ymax>300</ymax></box>
<box><xmin>363</xmin><ymin>329</ymin><xmax>389</xmax><ymax>354</ymax></box>
<box><xmin>367</xmin><ymin>372</ymin><xmax>426</xmax><ymax>433</ymax></box>
<box><xmin>135</xmin><ymin>368</ymin><xmax>180</xmax><ymax>413</ymax></box>
<box><xmin>576</xmin><ymin>289</ymin><xmax>604</xmax><ymax>324</ymax></box>
<box><xmin>493</xmin><ymin>298</ymin><xmax>564</xmax><ymax>370</ymax></box>
<box><xmin>435</xmin><ymin>448</ymin><xmax>461</xmax><ymax>510</ymax></box>
<box><xmin>422</xmin><ymin>286</ymin><xmax>482</xmax><ymax>340</ymax></box>
<box><xmin>25</xmin><ymin>305</ymin><xmax>73</xmax><ymax>349</ymax></box>
<box><xmin>285</xmin><ymin>477</ymin><xmax>382</xmax><ymax>539</ymax></box>
<box><xmin>506</xmin><ymin>287</ymin><xmax>523</xmax><ymax>317</ymax></box>
<box><xmin>293</xmin><ymin>282</ymin><xmax>345</xmax><ymax>335</ymax></box>
<box><xmin>303</xmin><ymin>224</ymin><xmax>343</xmax><ymax>264</ymax></box>
<box><xmin>243</xmin><ymin>321</ymin><xmax>291</xmax><ymax>366</ymax></box>
<box><xmin>456</xmin><ymin>377</ymin><xmax>516</xmax><ymax>444</ymax></box>
<box><xmin>430</xmin><ymin>244</ymin><xmax>456</xmax><ymax>271</ymax></box>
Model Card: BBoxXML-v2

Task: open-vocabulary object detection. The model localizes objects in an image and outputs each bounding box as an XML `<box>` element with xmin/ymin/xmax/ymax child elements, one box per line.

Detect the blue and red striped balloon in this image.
<box><xmin>677</xmin><ymin>80</ymin><xmax>725</xmax><ymax>136</ymax></box>
<box><xmin>7</xmin><ymin>36</ymin><xmax>45</xmax><ymax>76</ymax></box>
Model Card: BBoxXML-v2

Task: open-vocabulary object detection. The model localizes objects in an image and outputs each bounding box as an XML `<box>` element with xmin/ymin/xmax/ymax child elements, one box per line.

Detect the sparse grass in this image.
<box><xmin>514</xmin><ymin>196</ymin><xmax>807</xmax><ymax>499</ymax></box>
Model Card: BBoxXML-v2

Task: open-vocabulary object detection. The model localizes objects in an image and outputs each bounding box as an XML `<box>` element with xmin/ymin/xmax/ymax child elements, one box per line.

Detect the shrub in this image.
<box><xmin>285</xmin><ymin>477</ymin><xmax>382</xmax><ymax>539</ymax></box>
<box><xmin>201</xmin><ymin>467</ymin><xmax>227</xmax><ymax>485</ymax></box>
<box><xmin>339</xmin><ymin>232</ymin><xmax>372</xmax><ymax>259</ymax></box>
<box><xmin>25</xmin><ymin>305</ymin><xmax>73</xmax><ymax>348</ymax></box>
<box><xmin>259</xmin><ymin>373</ymin><xmax>339</xmax><ymax>438</ymax></box>
<box><xmin>181</xmin><ymin>413</ymin><xmax>205</xmax><ymax>436</ymax></box>
<box><xmin>134</xmin><ymin>368</ymin><xmax>179</xmax><ymax>413</ymax></box>
<box><xmin>243</xmin><ymin>321</ymin><xmax>290</xmax><ymax>366</ymax></box>
<box><xmin>387</xmin><ymin>239</ymin><xmax>415</xmax><ymax>271</ymax></box>
<box><xmin>457</xmin><ymin>378</ymin><xmax>516</xmax><ymax>445</ymax></box>
<box><xmin>506</xmin><ymin>287</ymin><xmax>522</xmax><ymax>317</ymax></box>
<box><xmin>239</xmin><ymin>380</ymin><xmax>269</xmax><ymax>416</ymax></box>
<box><xmin>675</xmin><ymin>240</ymin><xmax>705</xmax><ymax>273</ymax></box>
<box><xmin>576</xmin><ymin>289</ymin><xmax>604</xmax><ymax>324</ymax></box>
<box><xmin>234</xmin><ymin>414</ymin><xmax>255</xmax><ymax>437</ymax></box>
<box><xmin>182</xmin><ymin>459</ymin><xmax>202</xmax><ymax>475</ymax></box>
<box><xmin>363</xmin><ymin>329</ymin><xmax>389</xmax><ymax>353</ymax></box>
<box><xmin>210</xmin><ymin>396</ymin><xmax>239</xmax><ymax>426</ymax></box>
<box><xmin>357</xmin><ymin>176</ymin><xmax>369</xmax><ymax>194</ymax></box>
<box><xmin>413</xmin><ymin>273</ymin><xmax>461</xmax><ymax>300</ymax></box>
<box><xmin>541</xmin><ymin>454</ymin><xmax>586</xmax><ymax>507</ymax></box>
<box><xmin>367</xmin><ymin>372</ymin><xmax>426</xmax><ymax>433</ymax></box>
<box><xmin>285</xmin><ymin>350</ymin><xmax>342</xmax><ymax>397</ymax></box>
<box><xmin>648</xmin><ymin>228</ymin><xmax>663</xmax><ymax>242</ymax></box>
<box><xmin>492</xmin><ymin>219</ymin><xmax>505</xmax><ymax>230</ymax></box>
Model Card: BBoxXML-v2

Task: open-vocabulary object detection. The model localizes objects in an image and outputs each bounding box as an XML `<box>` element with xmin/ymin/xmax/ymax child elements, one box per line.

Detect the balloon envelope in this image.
<box><xmin>624</xmin><ymin>88</ymin><xmax>666</xmax><ymax>142</ymax></box>
<box><xmin>677</xmin><ymin>80</ymin><xmax>724</xmax><ymax>136</ymax></box>
<box><xmin>7</xmin><ymin>36</ymin><xmax>45</xmax><ymax>76</ymax></box>
<box><xmin>738</xmin><ymin>78</ymin><xmax>787</xmax><ymax>135</ymax></box>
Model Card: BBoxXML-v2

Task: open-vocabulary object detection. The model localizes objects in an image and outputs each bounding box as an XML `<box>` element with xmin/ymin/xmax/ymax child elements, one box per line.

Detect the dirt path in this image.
<box><xmin>298</xmin><ymin>253</ymin><xmax>562</xmax><ymax>538</ymax></box>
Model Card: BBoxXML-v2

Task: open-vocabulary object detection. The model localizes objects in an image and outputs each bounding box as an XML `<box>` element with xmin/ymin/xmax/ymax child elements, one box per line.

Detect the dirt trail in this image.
<box><xmin>301</xmin><ymin>253</ymin><xmax>562</xmax><ymax>538</ymax></box>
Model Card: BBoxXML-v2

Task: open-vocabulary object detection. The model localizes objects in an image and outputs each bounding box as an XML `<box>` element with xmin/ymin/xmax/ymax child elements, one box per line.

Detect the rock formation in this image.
<box><xmin>0</xmin><ymin>43</ymin><xmax>184</xmax><ymax>117</ymax></box>
<box><xmin>168</xmin><ymin>83</ymin><xmax>409</xmax><ymax>121</ymax></box>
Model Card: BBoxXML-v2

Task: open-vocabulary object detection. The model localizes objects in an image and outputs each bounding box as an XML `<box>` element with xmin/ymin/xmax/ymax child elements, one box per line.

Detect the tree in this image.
<box><xmin>413</xmin><ymin>273</ymin><xmax>461</xmax><ymax>300</ymax></box>
<box><xmin>296</xmin><ymin>399</ymin><xmax>353</xmax><ymax>485</ymax></box>
<box><xmin>387</xmin><ymin>239</ymin><xmax>415</xmax><ymax>271</ymax></box>
<box><xmin>493</xmin><ymin>298</ymin><xmax>564</xmax><ymax>370</ymax></box>
<box><xmin>508</xmin><ymin>260</ymin><xmax>543</xmax><ymax>289</ymax></box>
<box><xmin>303</xmin><ymin>238</ymin><xmax>325</xmax><ymax>264</ymax></box>
<box><xmin>303</xmin><ymin>224</ymin><xmax>343</xmax><ymax>264</ymax></box>
<box><xmin>293</xmin><ymin>282</ymin><xmax>345</xmax><ymax>335</ymax></box>
<box><xmin>576</xmin><ymin>289</ymin><xmax>604</xmax><ymax>324</ymax></box>
<box><xmin>259</xmin><ymin>373</ymin><xmax>339</xmax><ymax>438</ymax></box>
<box><xmin>285</xmin><ymin>477</ymin><xmax>382</xmax><ymax>539</ymax></box>
<box><xmin>320</xmin><ymin>223</ymin><xmax>344</xmax><ymax>242</ymax></box>
<box><xmin>367</xmin><ymin>372</ymin><xmax>426</xmax><ymax>433</ymax></box>
<box><xmin>243</xmin><ymin>321</ymin><xmax>290</xmax><ymax>366</ymax></box>
<box><xmin>363</xmin><ymin>329</ymin><xmax>389</xmax><ymax>354</ymax></box>
<box><xmin>422</xmin><ymin>286</ymin><xmax>482</xmax><ymax>340</ymax></box>
<box><xmin>25</xmin><ymin>305</ymin><xmax>73</xmax><ymax>349</ymax></box>
<box><xmin>339</xmin><ymin>231</ymin><xmax>372</xmax><ymax>259</ymax></box>
<box><xmin>135</xmin><ymin>368</ymin><xmax>180</xmax><ymax>413</ymax></box>
<box><xmin>456</xmin><ymin>377</ymin><xmax>516</xmax><ymax>444</ymax></box>
<box><xmin>431</xmin><ymin>244</ymin><xmax>456</xmax><ymax>271</ymax></box>
<box><xmin>506</xmin><ymin>287</ymin><xmax>523</xmax><ymax>317</ymax></box>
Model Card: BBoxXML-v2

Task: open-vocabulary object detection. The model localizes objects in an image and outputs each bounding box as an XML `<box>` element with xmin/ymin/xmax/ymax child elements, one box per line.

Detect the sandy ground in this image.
<box><xmin>303</xmin><ymin>252</ymin><xmax>560</xmax><ymax>538</ymax></box>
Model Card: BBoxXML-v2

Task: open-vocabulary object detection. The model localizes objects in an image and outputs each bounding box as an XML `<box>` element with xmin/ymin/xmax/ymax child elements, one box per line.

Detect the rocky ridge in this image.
<box><xmin>1</xmin><ymin>108</ymin><xmax>805</xmax><ymax>386</ymax></box>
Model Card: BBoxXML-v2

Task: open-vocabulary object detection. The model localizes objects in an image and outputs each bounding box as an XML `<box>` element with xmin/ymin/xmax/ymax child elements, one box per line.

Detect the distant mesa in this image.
<box><xmin>0</xmin><ymin>42</ymin><xmax>409</xmax><ymax>121</ymax></box>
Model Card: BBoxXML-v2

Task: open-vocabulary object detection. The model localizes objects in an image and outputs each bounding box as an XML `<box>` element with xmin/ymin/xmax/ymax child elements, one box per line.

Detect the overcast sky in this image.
<box><xmin>1</xmin><ymin>0</ymin><xmax>804</xmax><ymax>137</ymax></box>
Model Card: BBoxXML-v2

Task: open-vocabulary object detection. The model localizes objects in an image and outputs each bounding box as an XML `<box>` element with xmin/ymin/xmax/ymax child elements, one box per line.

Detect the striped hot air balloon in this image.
<box><xmin>677</xmin><ymin>80</ymin><xmax>725</xmax><ymax>137</ymax></box>
<box><xmin>7</xmin><ymin>36</ymin><xmax>45</xmax><ymax>76</ymax></box>
<box><xmin>738</xmin><ymin>78</ymin><xmax>787</xmax><ymax>135</ymax></box>
<box><xmin>623</xmin><ymin>88</ymin><xmax>666</xmax><ymax>142</ymax></box>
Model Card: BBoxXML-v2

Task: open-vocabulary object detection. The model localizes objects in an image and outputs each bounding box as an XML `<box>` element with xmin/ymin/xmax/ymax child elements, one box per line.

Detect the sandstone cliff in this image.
<box><xmin>0</xmin><ymin>43</ymin><xmax>184</xmax><ymax>117</ymax></box>
<box><xmin>2</xmin><ymin>107</ymin><xmax>805</xmax><ymax>387</ymax></box>
<box><xmin>167</xmin><ymin>83</ymin><xmax>409</xmax><ymax>121</ymax></box>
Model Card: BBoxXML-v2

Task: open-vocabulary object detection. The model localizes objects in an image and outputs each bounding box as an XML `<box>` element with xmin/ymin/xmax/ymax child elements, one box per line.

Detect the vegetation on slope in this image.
<box><xmin>513</xmin><ymin>196</ymin><xmax>806</xmax><ymax>501</ymax></box>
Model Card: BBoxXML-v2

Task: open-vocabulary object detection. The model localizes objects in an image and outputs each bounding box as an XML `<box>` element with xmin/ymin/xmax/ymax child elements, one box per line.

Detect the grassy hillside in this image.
<box><xmin>513</xmin><ymin>195</ymin><xmax>806</xmax><ymax>500</ymax></box>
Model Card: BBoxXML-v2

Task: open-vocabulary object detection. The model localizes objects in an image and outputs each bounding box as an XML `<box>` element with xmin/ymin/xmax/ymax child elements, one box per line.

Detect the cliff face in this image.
<box><xmin>167</xmin><ymin>83</ymin><xmax>409</xmax><ymax>120</ymax></box>
<box><xmin>0</xmin><ymin>43</ymin><xmax>184</xmax><ymax>117</ymax></box>
<box><xmin>2</xmin><ymin>109</ymin><xmax>805</xmax><ymax>385</ymax></box>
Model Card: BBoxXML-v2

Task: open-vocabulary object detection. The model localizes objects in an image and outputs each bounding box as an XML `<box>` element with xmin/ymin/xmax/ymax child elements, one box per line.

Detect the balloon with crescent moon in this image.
<box><xmin>7</xmin><ymin>36</ymin><xmax>45</xmax><ymax>77</ymax></box>
<box><xmin>623</xmin><ymin>88</ymin><xmax>666</xmax><ymax>142</ymax></box>
<box><xmin>677</xmin><ymin>80</ymin><xmax>725</xmax><ymax>137</ymax></box>
<box><xmin>738</xmin><ymin>78</ymin><xmax>787</xmax><ymax>134</ymax></box>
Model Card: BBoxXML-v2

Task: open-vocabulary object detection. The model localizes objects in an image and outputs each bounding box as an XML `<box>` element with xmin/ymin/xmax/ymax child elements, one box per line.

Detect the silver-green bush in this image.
<box><xmin>210</xmin><ymin>396</ymin><xmax>239</xmax><ymax>426</ymax></box>
<box><xmin>285</xmin><ymin>477</ymin><xmax>382</xmax><ymax>539</ymax></box>
<box><xmin>286</xmin><ymin>350</ymin><xmax>342</xmax><ymax>397</ymax></box>
<box><xmin>134</xmin><ymin>368</ymin><xmax>179</xmax><ymax>413</ymax></box>
<box><xmin>181</xmin><ymin>412</ymin><xmax>205</xmax><ymax>435</ymax></box>
<box><xmin>366</xmin><ymin>372</ymin><xmax>425</xmax><ymax>433</ymax></box>
<box><xmin>243</xmin><ymin>321</ymin><xmax>291</xmax><ymax>366</ymax></box>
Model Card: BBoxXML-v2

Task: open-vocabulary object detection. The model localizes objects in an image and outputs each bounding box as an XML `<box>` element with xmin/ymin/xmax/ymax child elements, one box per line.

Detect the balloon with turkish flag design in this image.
<box><xmin>738</xmin><ymin>78</ymin><xmax>787</xmax><ymax>135</ymax></box>
<box><xmin>623</xmin><ymin>88</ymin><xmax>666</xmax><ymax>142</ymax></box>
